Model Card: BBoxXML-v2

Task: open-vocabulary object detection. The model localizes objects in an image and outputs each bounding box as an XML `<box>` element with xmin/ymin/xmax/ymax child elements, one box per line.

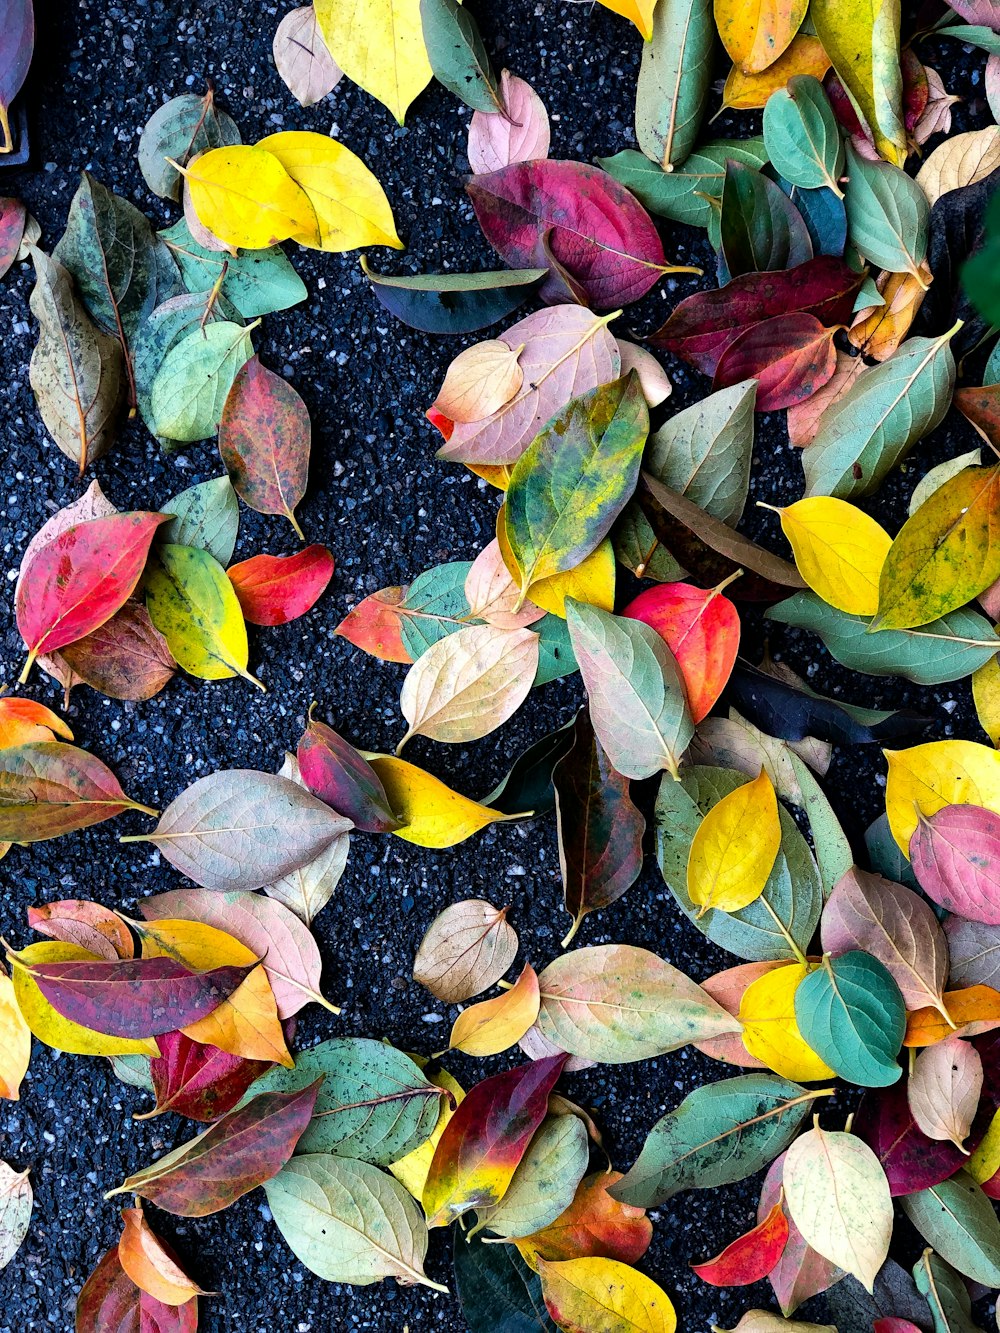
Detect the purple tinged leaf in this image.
<box><xmin>0</xmin><ymin>0</ymin><xmax>33</xmax><ymax>152</ymax></box>
<box><xmin>296</xmin><ymin>716</ymin><xmax>401</xmax><ymax>832</ymax></box>
<box><xmin>910</xmin><ymin>805</ymin><xmax>1000</xmax><ymax>925</ymax></box>
<box><xmin>946</xmin><ymin>916</ymin><xmax>1000</xmax><ymax>990</ymax></box>
<box><xmin>854</xmin><ymin>1080</ymin><xmax>990</xmax><ymax>1195</ymax></box>
<box><xmin>820</xmin><ymin>866</ymin><xmax>950</xmax><ymax>1016</ymax></box>
<box><xmin>468</xmin><ymin>70</ymin><xmax>550</xmax><ymax>174</ymax></box>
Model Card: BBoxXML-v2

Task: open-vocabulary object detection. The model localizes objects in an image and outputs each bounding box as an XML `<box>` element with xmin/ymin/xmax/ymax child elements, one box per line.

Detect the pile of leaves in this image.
<box><xmin>11</xmin><ymin>0</ymin><xmax>1000</xmax><ymax>1329</ymax></box>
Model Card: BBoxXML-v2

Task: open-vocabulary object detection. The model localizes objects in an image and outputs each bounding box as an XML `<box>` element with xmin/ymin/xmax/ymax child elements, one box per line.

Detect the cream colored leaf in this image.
<box><xmin>397</xmin><ymin>623</ymin><xmax>538</xmax><ymax>749</ymax></box>
<box><xmin>616</xmin><ymin>339</ymin><xmax>672</xmax><ymax>408</ymax></box>
<box><xmin>0</xmin><ymin>1163</ymin><xmax>31</xmax><ymax>1270</ymax></box>
<box><xmin>907</xmin><ymin>1036</ymin><xmax>983</xmax><ymax>1151</ymax></box>
<box><xmin>783</xmin><ymin>1125</ymin><xmax>892</xmax><ymax>1292</ymax></box>
<box><xmin>913</xmin><ymin>66</ymin><xmax>960</xmax><ymax>146</ymax></box>
<box><xmin>273</xmin><ymin>6</ymin><xmax>344</xmax><ymax>107</ymax></box>
<box><xmin>464</xmin><ymin>540</ymin><xmax>546</xmax><ymax>629</ymax></box>
<box><xmin>916</xmin><ymin>127</ymin><xmax>1000</xmax><ymax>207</ymax></box>
<box><xmin>413</xmin><ymin>898</ymin><xmax>518</xmax><ymax>1003</ymax></box>
<box><xmin>433</xmin><ymin>340</ymin><xmax>525</xmax><ymax>424</ymax></box>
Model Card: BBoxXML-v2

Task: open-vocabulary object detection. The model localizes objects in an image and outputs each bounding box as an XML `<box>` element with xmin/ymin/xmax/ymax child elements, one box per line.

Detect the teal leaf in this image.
<box><xmin>160</xmin><ymin>217</ymin><xmax>307</xmax><ymax>318</ymax></box>
<box><xmin>794</xmin><ymin>950</ymin><xmax>905</xmax><ymax>1087</ymax></box>
<box><xmin>162</xmin><ymin>476</ymin><xmax>240</xmax><ymax>567</ymax></box>
<box><xmin>913</xmin><ymin>1249</ymin><xmax>985</xmax><ymax>1333</ymax></box>
<box><xmin>720</xmin><ymin>160</ymin><xmax>814</xmax><ymax>279</ymax></box>
<box><xmin>398</xmin><ymin>561</ymin><xmax>474</xmax><ymax>659</ymax></box>
<box><xmin>420</xmin><ymin>0</ymin><xmax>502</xmax><ymax>112</ymax></box>
<box><xmin>598</xmin><ymin>138</ymin><xmax>769</xmax><ymax>229</ymax></box>
<box><xmin>138</xmin><ymin>92</ymin><xmax>242</xmax><ymax>202</ymax></box>
<box><xmin>635</xmin><ymin>0</ymin><xmax>714</xmax><ymax>170</ymax></box>
<box><xmin>844</xmin><ymin>146</ymin><xmax>929</xmax><ymax>280</ymax></box>
<box><xmin>902</xmin><ymin>1173</ymin><xmax>1000</xmax><ymax>1288</ymax></box>
<box><xmin>454</xmin><ymin>1228</ymin><xmax>557</xmax><ymax>1332</ymax></box>
<box><xmin>764</xmin><ymin>76</ymin><xmax>844</xmax><ymax>195</ymax></box>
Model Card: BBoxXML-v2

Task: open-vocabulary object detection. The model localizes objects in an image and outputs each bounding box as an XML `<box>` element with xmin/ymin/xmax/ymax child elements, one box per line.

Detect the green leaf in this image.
<box><xmin>937</xmin><ymin>24</ymin><xmax>1000</xmax><ymax>55</ymax></box>
<box><xmin>162</xmin><ymin>476</ymin><xmax>239</xmax><ymax>567</ymax></box>
<box><xmin>134</xmin><ymin>290</ymin><xmax>241</xmax><ymax>436</ymax></box>
<box><xmin>240</xmin><ymin>1038</ymin><xmax>443</xmax><ymax>1165</ymax></box>
<box><xmin>504</xmin><ymin>374</ymin><xmax>648</xmax><ymax>602</ymax></box>
<box><xmin>533</xmin><ymin>613</ymin><xmax>579</xmax><ymax>687</ymax></box>
<box><xmin>766</xmin><ymin>592</ymin><xmax>1000</xmax><ymax>684</ymax></box>
<box><xmin>810</xmin><ymin>0</ymin><xmax>905</xmax><ymax>165</ymax></box>
<box><xmin>794</xmin><ymin>950</ymin><xmax>905</xmax><ymax>1087</ymax></box>
<box><xmin>635</xmin><ymin>0</ymin><xmax>714</xmax><ymax>170</ymax></box>
<box><xmin>564</xmin><ymin>601</ymin><xmax>693</xmax><ymax>781</ymax></box>
<box><xmin>160</xmin><ymin>217</ymin><xmax>307</xmax><ymax>318</ymax></box>
<box><xmin>901</xmin><ymin>1173</ymin><xmax>1000</xmax><ymax>1287</ymax></box>
<box><xmin>610</xmin><ymin>1073</ymin><xmax>823</xmax><ymax>1207</ymax></box>
<box><xmin>264</xmin><ymin>1153</ymin><xmax>443</xmax><ymax>1290</ymax></box>
<box><xmin>801</xmin><ymin>330</ymin><xmax>957</xmax><ymax>499</ymax></box>
<box><xmin>763</xmin><ymin>76</ymin><xmax>844</xmax><ymax>195</ymax></box>
<box><xmin>655</xmin><ymin>766</ymin><xmax>823</xmax><ymax>962</ymax></box>
<box><xmin>720</xmin><ymin>161</ymin><xmax>814</xmax><ymax>279</ymax></box>
<box><xmin>914</xmin><ymin>1249</ymin><xmax>985</xmax><ymax>1333</ymax></box>
<box><xmin>474</xmin><ymin>1116</ymin><xmax>589</xmax><ymax>1239</ymax></box>
<box><xmin>398</xmin><ymin>561</ymin><xmax>475</xmax><ymax>659</ymax></box>
<box><xmin>145</xmin><ymin>543</ymin><xmax>257</xmax><ymax>686</ymax></box>
<box><xmin>874</xmin><ymin>466</ymin><xmax>1000</xmax><ymax>631</ymax></box>
<box><xmin>138</xmin><ymin>91</ymin><xmax>242</xmax><ymax>202</ymax></box>
<box><xmin>454</xmin><ymin>1228</ymin><xmax>557</xmax><ymax>1333</ymax></box>
<box><xmin>614</xmin><ymin>378</ymin><xmax>755</xmax><ymax>581</ymax></box>
<box><xmin>844</xmin><ymin>147</ymin><xmax>929</xmax><ymax>280</ymax></box>
<box><xmin>598</xmin><ymin>139</ymin><xmax>769</xmax><ymax>229</ymax></box>
<box><xmin>53</xmin><ymin>172</ymin><xmax>183</xmax><ymax>355</ymax></box>
<box><xmin>149</xmin><ymin>320</ymin><xmax>255</xmax><ymax>443</ymax></box>
<box><xmin>420</xmin><ymin>0</ymin><xmax>501</xmax><ymax>112</ymax></box>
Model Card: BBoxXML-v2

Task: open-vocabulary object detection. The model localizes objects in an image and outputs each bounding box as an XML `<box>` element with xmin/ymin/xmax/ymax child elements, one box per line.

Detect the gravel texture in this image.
<box><xmin>0</xmin><ymin>1</ymin><xmax>996</xmax><ymax>1329</ymax></box>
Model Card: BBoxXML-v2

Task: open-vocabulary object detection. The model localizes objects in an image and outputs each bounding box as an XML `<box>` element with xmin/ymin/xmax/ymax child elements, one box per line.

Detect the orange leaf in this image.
<box><xmin>0</xmin><ymin>696</ymin><xmax>73</xmax><ymax>747</ymax></box>
<box><xmin>848</xmin><ymin>264</ymin><xmax>932</xmax><ymax>361</ymax></box>
<box><xmin>335</xmin><ymin>586</ymin><xmax>413</xmax><ymax>663</ymax></box>
<box><xmin>448</xmin><ymin>963</ymin><xmax>540</xmax><ymax>1057</ymax></box>
<box><xmin>904</xmin><ymin>986</ymin><xmax>1000</xmax><ymax>1047</ymax></box>
<box><xmin>118</xmin><ymin>1206</ymin><xmax>207</xmax><ymax>1306</ymax></box>
<box><xmin>723</xmin><ymin>34</ymin><xmax>831</xmax><ymax>109</ymax></box>
<box><xmin>515</xmin><ymin>1170</ymin><xmax>652</xmax><ymax>1271</ymax></box>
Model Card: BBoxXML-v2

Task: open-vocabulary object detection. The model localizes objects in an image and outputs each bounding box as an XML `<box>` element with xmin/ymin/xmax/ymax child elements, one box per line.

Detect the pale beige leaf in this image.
<box><xmin>913</xmin><ymin>66</ymin><xmax>960</xmax><ymax>146</ymax></box>
<box><xmin>263</xmin><ymin>754</ymin><xmax>350</xmax><ymax>925</ymax></box>
<box><xmin>916</xmin><ymin>127</ymin><xmax>1000</xmax><ymax>206</ymax></box>
<box><xmin>783</xmin><ymin>1125</ymin><xmax>892</xmax><ymax>1293</ymax></box>
<box><xmin>468</xmin><ymin>69</ymin><xmax>550</xmax><ymax>174</ymax></box>
<box><xmin>616</xmin><ymin>339</ymin><xmax>672</xmax><ymax>407</ymax></box>
<box><xmin>907</xmin><ymin>1036</ymin><xmax>983</xmax><ymax>1151</ymax></box>
<box><xmin>397</xmin><ymin>623</ymin><xmax>538</xmax><ymax>748</ymax></box>
<box><xmin>273</xmin><ymin>6</ymin><xmax>344</xmax><ymax>107</ymax></box>
<box><xmin>464</xmin><ymin>540</ymin><xmax>546</xmax><ymax>630</ymax></box>
<box><xmin>0</xmin><ymin>1162</ymin><xmax>31</xmax><ymax>1270</ymax></box>
<box><xmin>718</xmin><ymin>1314</ymin><xmax>837</xmax><ymax>1333</ymax></box>
<box><xmin>413</xmin><ymin>898</ymin><xmax>518</xmax><ymax>1002</ymax></box>
<box><xmin>433</xmin><ymin>340</ymin><xmax>525</xmax><ymax>424</ymax></box>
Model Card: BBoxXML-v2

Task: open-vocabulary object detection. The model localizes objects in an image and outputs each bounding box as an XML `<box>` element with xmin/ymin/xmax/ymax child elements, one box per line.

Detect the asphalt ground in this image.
<box><xmin>0</xmin><ymin>1</ymin><xmax>996</xmax><ymax>1329</ymax></box>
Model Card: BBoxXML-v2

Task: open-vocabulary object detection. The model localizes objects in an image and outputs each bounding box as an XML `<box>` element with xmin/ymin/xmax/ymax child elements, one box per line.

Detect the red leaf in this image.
<box><xmin>144</xmin><ymin>1029</ymin><xmax>273</xmax><ymax>1123</ymax></box>
<box><xmin>0</xmin><ymin>196</ymin><xmax>26</xmax><ymax>279</ymax></box>
<box><xmin>28</xmin><ymin>899</ymin><xmax>134</xmax><ymax>960</ymax></box>
<box><xmin>426</xmin><ymin>405</ymin><xmax>455</xmax><ymax>441</ymax></box>
<box><xmin>955</xmin><ymin>383</ymin><xmax>1000</xmax><ymax>449</ymax></box>
<box><xmin>335</xmin><ymin>585</ymin><xmax>413</xmax><ymax>663</ymax></box>
<box><xmin>422</xmin><ymin>1054</ymin><xmax>567</xmax><ymax>1227</ymax></box>
<box><xmin>107</xmin><ymin>1081</ymin><xmax>322</xmax><ymax>1216</ymax></box>
<box><xmin>219</xmin><ymin>355</ymin><xmax>310</xmax><ymax>539</ymax></box>
<box><xmin>60</xmin><ymin>601</ymin><xmax>177</xmax><ymax>701</ymax></box>
<box><xmin>651</xmin><ymin>257</ymin><xmax>863</xmax><ymax>375</ymax></box>
<box><xmin>910</xmin><ymin>805</ymin><xmax>1000</xmax><ymax>925</ymax></box>
<box><xmin>467</xmin><ymin>160</ymin><xmax>686</xmax><ymax>309</ymax></box>
<box><xmin>16</xmin><ymin>511</ymin><xmax>169</xmax><ymax>682</ymax></box>
<box><xmin>876</xmin><ymin>1321</ymin><xmax>925</xmax><ymax>1333</ymax></box>
<box><xmin>27</xmin><ymin>954</ymin><xmax>256</xmax><ymax>1038</ymax></box>
<box><xmin>227</xmin><ymin>545</ymin><xmax>334</xmax><ymax>626</ymax></box>
<box><xmin>0</xmin><ymin>741</ymin><xmax>154</xmax><ymax>841</ymax></box>
<box><xmin>713</xmin><ymin>313</ymin><xmax>839</xmax><ymax>411</ymax></box>
<box><xmin>622</xmin><ymin>577</ymin><xmax>740</xmax><ymax>723</ymax></box>
<box><xmin>691</xmin><ymin>1200</ymin><xmax>790</xmax><ymax>1286</ymax></box>
<box><xmin>296</xmin><ymin>715</ymin><xmax>401</xmax><ymax>832</ymax></box>
<box><xmin>75</xmin><ymin>1245</ymin><xmax>198</xmax><ymax>1333</ymax></box>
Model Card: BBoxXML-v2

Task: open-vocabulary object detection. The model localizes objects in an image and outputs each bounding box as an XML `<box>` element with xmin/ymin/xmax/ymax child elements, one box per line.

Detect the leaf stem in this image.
<box><xmin>560</xmin><ymin>914</ymin><xmax>583</xmax><ymax>949</ymax></box>
<box><xmin>759</xmin><ymin>896</ymin><xmax>808</xmax><ymax>967</ymax></box>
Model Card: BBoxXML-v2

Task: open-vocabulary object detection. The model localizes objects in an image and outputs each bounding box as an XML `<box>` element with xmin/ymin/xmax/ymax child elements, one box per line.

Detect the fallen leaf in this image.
<box><xmin>468</xmin><ymin>70</ymin><xmax>549</xmax><ymax>174</ymax></box>
<box><xmin>75</xmin><ymin>1245</ymin><xmax>198</xmax><ymax>1331</ymax></box>
<box><xmin>0</xmin><ymin>0</ymin><xmax>32</xmax><ymax>151</ymax></box>
<box><xmin>0</xmin><ymin>742</ymin><xmax>155</xmax><ymax>842</ymax></box>
<box><xmin>786</xmin><ymin>350</ymin><xmax>867</xmax><ymax>447</ymax></box>
<box><xmin>314</xmin><ymin>0</ymin><xmax>432</xmax><ymax>124</ymax></box>
<box><xmin>118</xmin><ymin>1206</ymin><xmax>206</xmax><ymax>1306</ymax></box>
<box><xmin>763</xmin><ymin>75</ymin><xmax>844</xmax><ymax>191</ymax></box>
<box><xmin>723</xmin><ymin>35</ymin><xmax>832</xmax><ymax>109</ymax></box>
<box><xmin>783</xmin><ymin>1124</ymin><xmax>893</xmax><ymax>1291</ymax></box>
<box><xmin>810</xmin><ymin>0</ymin><xmax>905</xmax><ymax>164</ymax></box>
<box><xmin>273</xmin><ymin>7</ymin><xmax>343</xmax><ymax>107</ymax></box>
<box><xmin>713</xmin><ymin>314</ymin><xmax>838</xmax><ymax>412</ymax></box>
<box><xmin>145</xmin><ymin>1029</ymin><xmax>273</xmax><ymax>1123</ymax></box>
<box><xmin>739</xmin><ymin>962</ymin><xmax>836</xmax><ymax>1082</ymax></box>
<box><xmin>432</xmin><ymin>340</ymin><xmax>525</xmax><ymax>424</ymax></box>
<box><xmin>759</xmin><ymin>1150</ymin><xmax>843</xmax><ymax>1316</ymax></box>
<box><xmin>449</xmin><ymin>963</ymin><xmax>541</xmax><ymax>1057</ymax></box>
<box><xmin>849</xmin><ymin>265</ymin><xmax>932</xmax><ymax>361</ymax></box>
<box><xmin>884</xmin><ymin>740</ymin><xmax>1000</xmax><ymax>854</ymax></box>
<box><xmin>794</xmin><ymin>951</ymin><xmax>906</xmax><ymax>1087</ymax></box>
<box><xmin>107</xmin><ymin>1081</ymin><xmax>322</xmax><ymax>1215</ymax></box>
<box><xmin>687</xmin><ymin>770</ymin><xmax>781</xmax><ymax>917</ymax></box>
<box><xmin>138</xmin><ymin>89</ymin><xmax>242</xmax><ymax>201</ymax></box>
<box><xmin>854</xmin><ymin>1078</ymin><xmax>986</xmax><ymax>1194</ymax></box>
<box><xmin>464</xmin><ymin>540</ymin><xmax>546</xmax><ymax>630</ymax></box>
<box><xmin>162</xmin><ymin>474</ymin><xmax>240</xmax><ymax>566</ymax></box>
<box><xmin>538</xmin><ymin>1255</ymin><xmax>677</xmax><ymax>1333</ymax></box>
<box><xmin>0</xmin><ymin>697</ymin><xmax>72</xmax><ymax>747</ymax></box>
<box><xmin>515</xmin><ymin>1169</ymin><xmax>652</xmax><ymax>1270</ymax></box>
<box><xmin>335</xmin><ymin>585</ymin><xmax>411</xmax><ymax>663</ymax></box>
<box><xmin>297</xmin><ymin>715</ymin><xmax>400</xmax><ymax>832</ymax></box>
<box><xmin>219</xmin><ymin>354</ymin><xmax>310</xmax><ymax>537</ymax></box>
<box><xmin>0</xmin><ymin>1162</ymin><xmax>31</xmax><ymax>1270</ymax></box>
<box><xmin>413</xmin><ymin>897</ymin><xmax>518</xmax><ymax>1002</ymax></box>
<box><xmin>917</xmin><ymin>127</ymin><xmax>1000</xmax><ymax>206</ymax></box>
<box><xmin>766</xmin><ymin>496</ymin><xmax>891</xmax><ymax>616</ymax></box>
<box><xmin>716</xmin><ymin>0</ymin><xmax>808</xmax><ymax>72</ymax></box>
<box><xmin>150</xmin><ymin>319</ymin><xmax>254</xmax><ymax>443</ymax></box>
<box><xmin>905</xmin><ymin>986</ymin><xmax>1000</xmax><ymax>1047</ymax></box>
<box><xmin>910</xmin><ymin>803</ymin><xmax>1000</xmax><ymax>924</ymax></box>
<box><xmin>421</xmin><ymin>0</ymin><xmax>501</xmax><ymax>112</ymax></box>
<box><xmin>60</xmin><ymin>603</ymin><xmax>177</xmax><ymax>702</ymax></box>
<box><xmin>636</xmin><ymin>0</ymin><xmax>714</xmax><ymax>170</ymax></box>
<box><xmin>908</xmin><ymin>1037</ymin><xmax>983</xmax><ymax>1151</ymax></box>
<box><xmin>179</xmin><ymin>144</ymin><xmax>315</xmax><ymax>249</ymax></box>
<box><xmin>227</xmin><ymin>545</ymin><xmax>334</xmax><ymax>625</ymax></box>
<box><xmin>0</xmin><ymin>967</ymin><xmax>30</xmax><ymax>1100</ymax></box>
<box><xmin>364</xmin><ymin>260</ymin><xmax>546</xmax><ymax>336</ymax></box>
<box><xmin>366</xmin><ymin>753</ymin><xmax>519</xmax><ymax>846</ymax></box>
<box><xmin>691</xmin><ymin>1201</ymin><xmax>790</xmax><ymax>1285</ymax></box>
<box><xmin>28</xmin><ymin>899</ymin><xmax>133</xmax><ymax>961</ymax></box>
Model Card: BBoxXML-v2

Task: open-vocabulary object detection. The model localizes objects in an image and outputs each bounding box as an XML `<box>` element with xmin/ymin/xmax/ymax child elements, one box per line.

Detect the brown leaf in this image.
<box><xmin>413</xmin><ymin>898</ymin><xmax>518</xmax><ymax>1003</ymax></box>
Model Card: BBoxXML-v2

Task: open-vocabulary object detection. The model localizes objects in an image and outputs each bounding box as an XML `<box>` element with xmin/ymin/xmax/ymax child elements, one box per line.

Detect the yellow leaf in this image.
<box><xmin>389</xmin><ymin>1066</ymin><xmax>465</xmax><ymax>1200</ymax></box>
<box><xmin>537</xmin><ymin>1256</ymin><xmax>677</xmax><ymax>1333</ymax></box>
<box><xmin>449</xmin><ymin>964</ymin><xmax>540</xmax><ymax>1057</ymax></box>
<box><xmin>180</xmin><ymin>145</ymin><xmax>316</xmax><ymax>250</ymax></box>
<box><xmin>0</xmin><ymin>967</ymin><xmax>31</xmax><ymax>1099</ymax></box>
<box><xmin>314</xmin><ymin>0</ymin><xmax>432</xmax><ymax>124</ymax></box>
<box><xmin>10</xmin><ymin>942</ymin><xmax>158</xmax><ymax>1059</ymax></box>
<box><xmin>0</xmin><ymin>697</ymin><xmax>73</xmax><ymax>747</ymax></box>
<box><xmin>467</xmin><ymin>462</ymin><xmax>512</xmax><ymax>491</ymax></box>
<box><xmin>497</xmin><ymin>506</ymin><xmax>616</xmax><ymax>618</ymax></box>
<box><xmin>256</xmin><ymin>130</ymin><xmax>402</xmax><ymax>252</ymax></box>
<box><xmin>595</xmin><ymin>0</ymin><xmax>658</xmax><ymax>39</ymax></box>
<box><xmin>715</xmin><ymin>0</ymin><xmax>809</xmax><ymax>74</ymax></box>
<box><xmin>687</xmin><ymin>770</ymin><xmax>781</xmax><ymax>916</ymax></box>
<box><xmin>768</xmin><ymin>496</ymin><xmax>892</xmax><ymax>616</ymax></box>
<box><xmin>739</xmin><ymin>963</ymin><xmax>836</xmax><ymax>1081</ymax></box>
<box><xmin>968</xmin><ymin>1107</ymin><xmax>1000</xmax><ymax>1185</ymax></box>
<box><xmin>723</xmin><ymin>33</ymin><xmax>831</xmax><ymax>109</ymax></box>
<box><xmin>139</xmin><ymin>919</ymin><xmax>292</xmax><ymax>1067</ymax></box>
<box><xmin>885</xmin><ymin>740</ymin><xmax>1000</xmax><ymax>854</ymax></box>
<box><xmin>366</xmin><ymin>754</ymin><xmax>518</xmax><ymax>847</ymax></box>
<box><xmin>973</xmin><ymin>652</ymin><xmax>1000</xmax><ymax>747</ymax></box>
<box><xmin>810</xmin><ymin>0</ymin><xmax>906</xmax><ymax>165</ymax></box>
